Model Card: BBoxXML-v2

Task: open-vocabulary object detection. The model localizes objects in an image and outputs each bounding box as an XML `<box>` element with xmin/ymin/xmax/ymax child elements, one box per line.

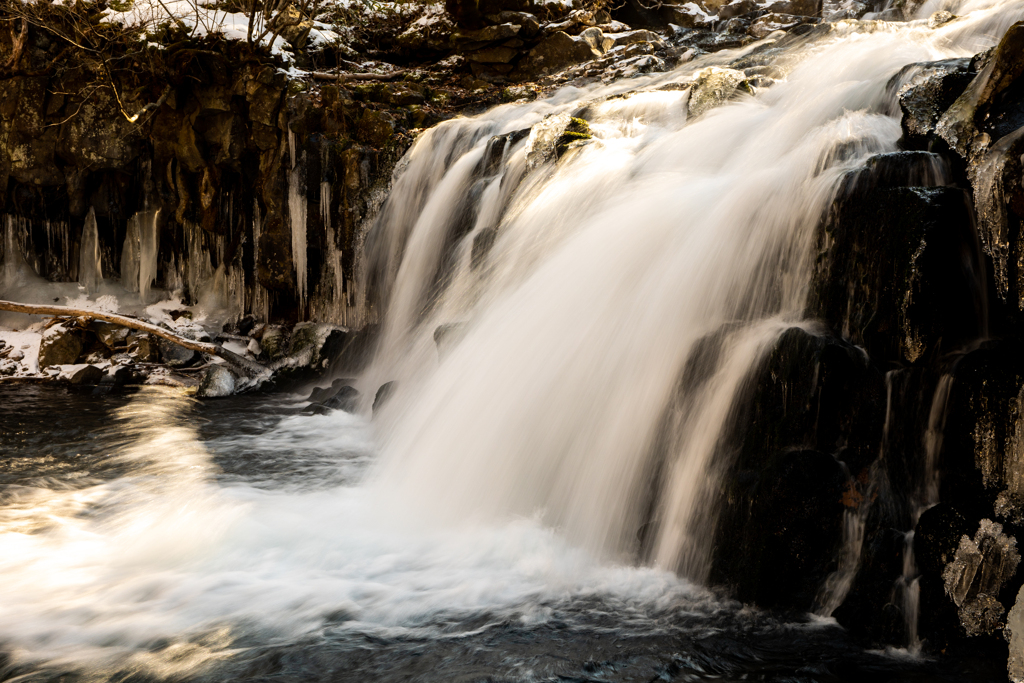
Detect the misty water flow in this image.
<box><xmin>2</xmin><ymin>0</ymin><xmax>1024</xmax><ymax>679</ymax></box>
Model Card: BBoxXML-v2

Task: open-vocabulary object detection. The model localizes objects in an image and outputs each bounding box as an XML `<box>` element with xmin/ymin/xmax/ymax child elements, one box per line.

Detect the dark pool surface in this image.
<box><xmin>0</xmin><ymin>385</ymin><xmax>1008</xmax><ymax>683</ymax></box>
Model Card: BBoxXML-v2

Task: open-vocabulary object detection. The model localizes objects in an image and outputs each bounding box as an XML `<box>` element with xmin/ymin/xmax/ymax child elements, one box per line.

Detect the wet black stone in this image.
<box><xmin>373</xmin><ymin>381</ymin><xmax>397</xmax><ymax>414</ymax></box>
<box><xmin>808</xmin><ymin>181</ymin><xmax>984</xmax><ymax>364</ymax></box>
<box><xmin>708</xmin><ymin>327</ymin><xmax>883</xmax><ymax>609</ymax></box>
<box><xmin>323</xmin><ymin>386</ymin><xmax>360</xmax><ymax>413</ymax></box>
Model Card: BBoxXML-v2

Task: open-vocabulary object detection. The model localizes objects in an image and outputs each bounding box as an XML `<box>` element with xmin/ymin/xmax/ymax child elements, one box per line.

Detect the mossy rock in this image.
<box><xmin>554</xmin><ymin>117</ymin><xmax>591</xmax><ymax>158</ymax></box>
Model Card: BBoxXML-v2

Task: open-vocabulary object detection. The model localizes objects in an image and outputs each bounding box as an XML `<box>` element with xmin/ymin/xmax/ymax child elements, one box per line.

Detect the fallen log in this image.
<box><xmin>0</xmin><ymin>300</ymin><xmax>270</xmax><ymax>379</ymax></box>
<box><xmin>308</xmin><ymin>70</ymin><xmax>409</xmax><ymax>82</ymax></box>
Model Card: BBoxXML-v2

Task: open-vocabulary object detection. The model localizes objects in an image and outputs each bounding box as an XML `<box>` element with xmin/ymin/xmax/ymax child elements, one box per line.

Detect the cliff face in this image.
<box><xmin>0</xmin><ymin>11</ymin><xmax>425</xmax><ymax>327</ymax></box>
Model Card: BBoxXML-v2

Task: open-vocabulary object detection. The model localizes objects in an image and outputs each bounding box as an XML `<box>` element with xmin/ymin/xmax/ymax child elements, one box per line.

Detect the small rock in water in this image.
<box><xmin>434</xmin><ymin>323</ymin><xmax>468</xmax><ymax>358</ymax></box>
<box><xmin>928</xmin><ymin>10</ymin><xmax>956</xmax><ymax>28</ymax></box>
<box><xmin>61</xmin><ymin>364</ymin><xmax>104</xmax><ymax>385</ymax></box>
<box><xmin>197</xmin><ymin>365</ymin><xmax>236</xmax><ymax>398</ymax></box>
<box><xmin>373</xmin><ymin>381</ymin><xmax>397</xmax><ymax>414</ymax></box>
<box><xmin>307</xmin><ymin>378</ymin><xmax>354</xmax><ymax>403</ymax></box>
<box><xmin>38</xmin><ymin>324</ymin><xmax>82</xmax><ymax>367</ymax></box>
<box><xmin>101</xmin><ymin>364</ymin><xmax>136</xmax><ymax>386</ymax></box>
<box><xmin>687</xmin><ymin>67</ymin><xmax>749</xmax><ymax>118</ymax></box>
<box><xmin>323</xmin><ymin>386</ymin><xmax>360</xmax><ymax>412</ymax></box>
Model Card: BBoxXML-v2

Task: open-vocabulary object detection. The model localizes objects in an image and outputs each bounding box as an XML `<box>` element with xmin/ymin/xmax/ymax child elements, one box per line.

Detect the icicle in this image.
<box><xmin>78</xmin><ymin>208</ymin><xmax>102</xmax><ymax>294</ymax></box>
<box><xmin>289</xmin><ymin>153</ymin><xmax>308</xmax><ymax>313</ymax></box>
<box><xmin>121</xmin><ymin>214</ymin><xmax>141</xmax><ymax>294</ymax></box>
<box><xmin>139</xmin><ymin>209</ymin><xmax>161</xmax><ymax>304</ymax></box>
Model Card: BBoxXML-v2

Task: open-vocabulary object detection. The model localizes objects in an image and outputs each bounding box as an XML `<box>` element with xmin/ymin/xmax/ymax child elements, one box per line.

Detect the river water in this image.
<box><xmin>4</xmin><ymin>0</ymin><xmax>1024</xmax><ymax>679</ymax></box>
<box><xmin>0</xmin><ymin>385</ymin><xmax>1005</xmax><ymax>681</ymax></box>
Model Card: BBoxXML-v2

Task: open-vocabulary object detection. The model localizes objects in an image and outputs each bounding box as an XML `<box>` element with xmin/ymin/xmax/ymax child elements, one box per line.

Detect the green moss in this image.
<box><xmin>554</xmin><ymin>119</ymin><xmax>593</xmax><ymax>158</ymax></box>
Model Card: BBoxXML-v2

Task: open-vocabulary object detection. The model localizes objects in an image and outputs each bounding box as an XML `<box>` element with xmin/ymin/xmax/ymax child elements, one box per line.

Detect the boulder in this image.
<box><xmin>373</xmin><ymin>381</ymin><xmax>397</xmax><ymax>414</ymax></box>
<box><xmin>762</xmin><ymin>0</ymin><xmax>821</xmax><ymax>15</ymax></box>
<box><xmin>323</xmin><ymin>385</ymin><xmax>360</xmax><ymax>412</ymax></box>
<box><xmin>260</xmin><ymin>325</ymin><xmax>290</xmax><ymax>360</ymax></box>
<box><xmin>687</xmin><ymin>67</ymin><xmax>749</xmax><ymax>118</ymax></box>
<box><xmin>37</xmin><ymin>324</ymin><xmax>82</xmax><ymax>368</ymax></box>
<box><xmin>158</xmin><ymin>339</ymin><xmax>197</xmax><ymax>367</ymax></box>
<box><xmin>308</xmin><ymin>378</ymin><xmax>355</xmax><ymax>403</ymax></box>
<box><xmin>718</xmin><ymin>0</ymin><xmax>755</xmax><ymax>18</ymax></box>
<box><xmin>747</xmin><ymin>13</ymin><xmax>816</xmax><ymax>39</ymax></box>
<box><xmin>59</xmin><ymin>364</ymin><xmax>104</xmax><ymax>385</ymax></box>
<box><xmin>696</xmin><ymin>326</ymin><xmax>883</xmax><ymax>609</ymax></box>
<box><xmin>893</xmin><ymin>58</ymin><xmax>974</xmax><ymax>147</ymax></box>
<box><xmin>88</xmin><ymin>321</ymin><xmax>130</xmax><ymax>349</ymax></box>
<box><xmin>468</xmin><ymin>46</ymin><xmax>520</xmax><ymax>63</ymax></box>
<box><xmin>489</xmin><ymin>11</ymin><xmax>541</xmax><ymax>35</ymax></box>
<box><xmin>605</xmin><ymin>29</ymin><xmax>663</xmax><ymax>47</ymax></box>
<box><xmin>522</xmin><ymin>31</ymin><xmax>602</xmax><ymax>77</ymax></box>
<box><xmin>197</xmin><ymin>365</ymin><xmax>236</xmax><ymax>398</ymax></box>
<box><xmin>808</xmin><ymin>157</ymin><xmax>984</xmax><ymax>364</ymax></box>
<box><xmin>661</xmin><ymin>3</ymin><xmax>715</xmax><ymax>27</ymax></box>
<box><xmin>127</xmin><ymin>332</ymin><xmax>160</xmax><ymax>363</ymax></box>
<box><xmin>434</xmin><ymin>322</ymin><xmax>468</xmax><ymax>358</ymax></box>
<box><xmin>936</xmin><ymin>21</ymin><xmax>1024</xmax><ymax>158</ymax></box>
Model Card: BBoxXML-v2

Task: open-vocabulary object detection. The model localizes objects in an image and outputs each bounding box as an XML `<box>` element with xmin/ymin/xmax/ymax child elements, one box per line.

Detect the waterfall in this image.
<box><xmin>78</xmin><ymin>208</ymin><xmax>102</xmax><ymax>295</ymax></box>
<box><xmin>358</xmin><ymin>1</ymin><xmax>1024</xmax><ymax>578</ymax></box>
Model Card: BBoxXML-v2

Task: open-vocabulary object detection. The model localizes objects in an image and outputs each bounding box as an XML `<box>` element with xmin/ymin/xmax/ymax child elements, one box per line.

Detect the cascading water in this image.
<box><xmin>362</xmin><ymin>0</ymin><xmax>1023</xmax><ymax>578</ymax></box>
<box><xmin>3</xmin><ymin>1</ymin><xmax>1024</xmax><ymax>680</ymax></box>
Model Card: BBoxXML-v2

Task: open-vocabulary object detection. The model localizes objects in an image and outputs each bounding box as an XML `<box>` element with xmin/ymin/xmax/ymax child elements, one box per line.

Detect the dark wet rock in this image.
<box><xmin>158</xmin><ymin>338</ymin><xmax>197</xmax><ymax>367</ymax></box>
<box><xmin>64</xmin><ymin>364</ymin><xmax>104</xmax><ymax>385</ymax></box>
<box><xmin>323</xmin><ymin>385</ymin><xmax>360</xmax><ymax>412</ymax></box>
<box><xmin>472</xmin><ymin>226</ymin><xmax>499</xmax><ymax>268</ymax></box>
<box><xmin>434</xmin><ymin>322</ymin><xmax>468</xmax><ymax>358</ymax></box>
<box><xmin>197</xmin><ymin>365</ymin><xmax>236</xmax><ymax>398</ymax></box>
<box><xmin>522</xmin><ymin>31</ymin><xmax>602</xmax><ymax>77</ymax></box>
<box><xmin>490</xmin><ymin>11</ymin><xmax>541</xmax><ymax>36</ymax></box>
<box><xmin>88</xmin><ymin>321</ymin><xmax>130</xmax><ymax>350</ymax></box>
<box><xmin>719</xmin><ymin>0</ymin><xmax>756</xmax><ymax>18</ymax></box>
<box><xmin>288</xmin><ymin>323</ymin><xmax>349</xmax><ymax>371</ymax></box>
<box><xmin>916</xmin><ymin>504</ymin><xmax>972</xmax><ymax>577</ymax></box>
<box><xmin>706</xmin><ymin>327</ymin><xmax>883</xmax><ymax>609</ymax></box>
<box><xmin>373</xmin><ymin>381</ymin><xmax>397</xmax><ymax>414</ymax></box>
<box><xmin>260</xmin><ymin>325</ymin><xmax>290</xmax><ymax>361</ymax></box>
<box><xmin>308</xmin><ymin>378</ymin><xmax>356</xmax><ymax>403</ymax></box>
<box><xmin>894</xmin><ymin>58</ymin><xmax>975</xmax><ymax>147</ymax></box>
<box><xmin>808</xmin><ymin>176</ymin><xmax>984</xmax><ymax>364</ymax></box>
<box><xmin>127</xmin><ymin>333</ymin><xmax>159</xmax><ymax>363</ymax></box>
<box><xmin>661</xmin><ymin>4</ymin><xmax>715</xmax><ymax>28</ymax></box>
<box><xmin>762</xmin><ymin>0</ymin><xmax>822</xmax><ymax>15</ymax></box>
<box><xmin>747</xmin><ymin>13</ymin><xmax>817</xmax><ymax>39</ymax></box>
<box><xmin>37</xmin><ymin>324</ymin><xmax>82</xmax><ymax>368</ymax></box>
<box><xmin>936</xmin><ymin>21</ymin><xmax>1024</xmax><ymax>158</ymax></box>
<box><xmin>101</xmin><ymin>364</ymin><xmax>137</xmax><ymax>387</ymax></box>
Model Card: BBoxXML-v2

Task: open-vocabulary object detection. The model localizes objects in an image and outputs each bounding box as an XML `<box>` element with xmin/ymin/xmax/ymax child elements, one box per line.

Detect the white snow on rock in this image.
<box><xmin>0</xmin><ymin>330</ymin><xmax>42</xmax><ymax>376</ymax></box>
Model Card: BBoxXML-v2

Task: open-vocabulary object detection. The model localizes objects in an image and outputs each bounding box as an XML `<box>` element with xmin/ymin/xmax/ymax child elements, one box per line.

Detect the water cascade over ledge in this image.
<box><xmin>5</xmin><ymin>0</ymin><xmax>1024</xmax><ymax>679</ymax></box>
